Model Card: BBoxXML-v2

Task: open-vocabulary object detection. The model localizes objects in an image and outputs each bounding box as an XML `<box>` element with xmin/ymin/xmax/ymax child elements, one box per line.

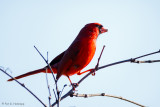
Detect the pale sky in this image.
<box><xmin>1</xmin><ymin>0</ymin><xmax>160</xmax><ymax>107</ymax></box>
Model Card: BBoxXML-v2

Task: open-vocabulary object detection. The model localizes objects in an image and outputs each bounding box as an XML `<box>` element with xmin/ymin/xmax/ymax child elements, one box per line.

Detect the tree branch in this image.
<box><xmin>71</xmin><ymin>93</ymin><xmax>145</xmax><ymax>107</ymax></box>
<box><xmin>45</xmin><ymin>68</ymin><xmax>52</xmax><ymax>107</ymax></box>
<box><xmin>34</xmin><ymin>46</ymin><xmax>56</xmax><ymax>82</ymax></box>
<box><xmin>34</xmin><ymin>46</ymin><xmax>61</xmax><ymax>107</ymax></box>
<box><xmin>98</xmin><ymin>49</ymin><xmax>160</xmax><ymax>70</ymax></box>
<box><xmin>0</xmin><ymin>67</ymin><xmax>47</xmax><ymax>107</ymax></box>
<box><xmin>131</xmin><ymin>60</ymin><xmax>160</xmax><ymax>63</ymax></box>
<box><xmin>52</xmin><ymin>49</ymin><xmax>160</xmax><ymax>106</ymax></box>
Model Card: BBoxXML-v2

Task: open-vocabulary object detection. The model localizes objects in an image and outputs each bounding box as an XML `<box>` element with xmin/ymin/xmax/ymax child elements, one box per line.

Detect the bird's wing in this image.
<box><xmin>56</xmin><ymin>40</ymin><xmax>82</xmax><ymax>79</ymax></box>
<box><xmin>49</xmin><ymin>51</ymin><xmax>65</xmax><ymax>66</ymax></box>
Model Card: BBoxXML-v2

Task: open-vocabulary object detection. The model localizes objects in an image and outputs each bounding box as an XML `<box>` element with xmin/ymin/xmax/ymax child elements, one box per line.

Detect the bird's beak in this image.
<box><xmin>100</xmin><ymin>27</ymin><xmax>108</xmax><ymax>34</ymax></box>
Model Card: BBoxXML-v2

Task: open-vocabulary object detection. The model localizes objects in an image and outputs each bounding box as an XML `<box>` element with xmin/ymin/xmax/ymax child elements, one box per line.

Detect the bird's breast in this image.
<box><xmin>65</xmin><ymin>38</ymin><xmax>96</xmax><ymax>76</ymax></box>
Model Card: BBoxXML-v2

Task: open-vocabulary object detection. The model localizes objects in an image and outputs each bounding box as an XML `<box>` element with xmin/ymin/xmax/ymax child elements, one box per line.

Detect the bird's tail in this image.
<box><xmin>7</xmin><ymin>67</ymin><xmax>57</xmax><ymax>81</ymax></box>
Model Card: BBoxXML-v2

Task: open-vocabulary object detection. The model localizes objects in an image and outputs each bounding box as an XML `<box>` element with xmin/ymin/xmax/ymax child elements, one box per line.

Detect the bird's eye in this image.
<box><xmin>96</xmin><ymin>25</ymin><xmax>103</xmax><ymax>29</ymax></box>
<box><xmin>96</xmin><ymin>25</ymin><xmax>103</xmax><ymax>33</ymax></box>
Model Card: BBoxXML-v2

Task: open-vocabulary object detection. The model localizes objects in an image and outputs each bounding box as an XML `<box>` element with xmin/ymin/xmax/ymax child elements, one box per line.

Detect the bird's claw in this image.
<box><xmin>91</xmin><ymin>72</ymin><xmax>95</xmax><ymax>76</ymax></box>
<box><xmin>71</xmin><ymin>83</ymin><xmax>79</xmax><ymax>91</ymax></box>
<box><xmin>90</xmin><ymin>69</ymin><xmax>96</xmax><ymax>76</ymax></box>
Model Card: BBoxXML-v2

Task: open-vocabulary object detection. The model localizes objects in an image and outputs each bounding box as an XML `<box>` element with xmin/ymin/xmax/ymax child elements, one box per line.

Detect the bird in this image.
<box><xmin>8</xmin><ymin>23</ymin><xmax>108</xmax><ymax>85</ymax></box>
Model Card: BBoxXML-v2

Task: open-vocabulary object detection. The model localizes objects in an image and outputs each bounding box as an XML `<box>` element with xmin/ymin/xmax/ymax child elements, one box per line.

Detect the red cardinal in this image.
<box><xmin>8</xmin><ymin>23</ymin><xmax>108</xmax><ymax>84</ymax></box>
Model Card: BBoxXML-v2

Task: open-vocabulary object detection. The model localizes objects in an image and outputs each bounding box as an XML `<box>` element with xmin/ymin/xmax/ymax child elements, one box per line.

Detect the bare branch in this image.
<box><xmin>96</xmin><ymin>45</ymin><xmax>106</xmax><ymax>70</ymax></box>
<box><xmin>0</xmin><ymin>67</ymin><xmax>47</xmax><ymax>107</ymax></box>
<box><xmin>98</xmin><ymin>49</ymin><xmax>160</xmax><ymax>70</ymax></box>
<box><xmin>45</xmin><ymin>68</ymin><xmax>52</xmax><ymax>107</ymax></box>
<box><xmin>79</xmin><ymin>45</ymin><xmax>106</xmax><ymax>84</ymax></box>
<box><xmin>133</xmin><ymin>49</ymin><xmax>160</xmax><ymax>60</ymax></box>
<box><xmin>34</xmin><ymin>46</ymin><xmax>61</xmax><ymax>107</ymax></box>
<box><xmin>72</xmin><ymin>93</ymin><xmax>145</xmax><ymax>107</ymax></box>
<box><xmin>131</xmin><ymin>60</ymin><xmax>160</xmax><ymax>63</ymax></box>
<box><xmin>52</xmin><ymin>90</ymin><xmax>74</xmax><ymax>106</ymax></box>
<box><xmin>60</xmin><ymin>84</ymin><xmax>67</xmax><ymax>99</ymax></box>
<box><xmin>52</xmin><ymin>49</ymin><xmax>160</xmax><ymax>106</ymax></box>
<box><xmin>34</xmin><ymin>46</ymin><xmax>56</xmax><ymax>82</ymax></box>
<box><xmin>91</xmin><ymin>45</ymin><xmax>105</xmax><ymax>75</ymax></box>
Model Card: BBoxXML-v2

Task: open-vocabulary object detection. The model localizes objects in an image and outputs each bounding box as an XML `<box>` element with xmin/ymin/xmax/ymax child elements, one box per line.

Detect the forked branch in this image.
<box><xmin>2</xmin><ymin>48</ymin><xmax>159</xmax><ymax>107</ymax></box>
<box><xmin>52</xmin><ymin>49</ymin><xmax>160</xmax><ymax>106</ymax></box>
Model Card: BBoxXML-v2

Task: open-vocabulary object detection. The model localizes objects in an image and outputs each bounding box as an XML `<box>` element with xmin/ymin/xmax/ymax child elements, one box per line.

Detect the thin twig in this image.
<box><xmin>0</xmin><ymin>68</ymin><xmax>47</xmax><ymax>107</ymax></box>
<box><xmin>52</xmin><ymin>90</ymin><xmax>73</xmax><ymax>106</ymax></box>
<box><xmin>53</xmin><ymin>89</ymin><xmax>57</xmax><ymax>102</ymax></box>
<box><xmin>131</xmin><ymin>60</ymin><xmax>160</xmax><ymax>63</ymax></box>
<box><xmin>45</xmin><ymin>52</ymin><xmax>52</xmax><ymax>107</ymax></box>
<box><xmin>91</xmin><ymin>45</ymin><xmax>105</xmax><ymax>76</ymax></box>
<box><xmin>56</xmin><ymin>86</ymin><xmax>60</xmax><ymax>107</ymax></box>
<box><xmin>52</xmin><ymin>49</ymin><xmax>160</xmax><ymax>106</ymax></box>
<box><xmin>78</xmin><ymin>45</ymin><xmax>105</xmax><ymax>84</ymax></box>
<box><xmin>72</xmin><ymin>93</ymin><xmax>145</xmax><ymax>107</ymax></box>
<box><xmin>133</xmin><ymin>49</ymin><xmax>160</xmax><ymax>60</ymax></box>
<box><xmin>98</xmin><ymin>49</ymin><xmax>160</xmax><ymax>70</ymax></box>
<box><xmin>60</xmin><ymin>84</ymin><xmax>67</xmax><ymax>99</ymax></box>
<box><xmin>34</xmin><ymin>46</ymin><xmax>61</xmax><ymax>107</ymax></box>
<box><xmin>45</xmin><ymin>68</ymin><xmax>52</xmax><ymax>107</ymax></box>
<box><xmin>96</xmin><ymin>45</ymin><xmax>106</xmax><ymax>70</ymax></box>
<box><xmin>34</xmin><ymin>46</ymin><xmax>56</xmax><ymax>82</ymax></box>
